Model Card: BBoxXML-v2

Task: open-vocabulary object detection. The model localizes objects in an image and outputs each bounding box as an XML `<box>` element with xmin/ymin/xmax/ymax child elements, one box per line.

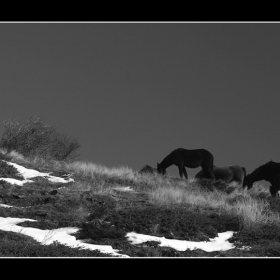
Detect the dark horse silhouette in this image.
<box><xmin>243</xmin><ymin>161</ymin><xmax>280</xmax><ymax>197</ymax></box>
<box><xmin>139</xmin><ymin>165</ymin><xmax>158</xmax><ymax>175</ymax></box>
<box><xmin>268</xmin><ymin>173</ymin><xmax>280</xmax><ymax>198</ymax></box>
<box><xmin>157</xmin><ymin>148</ymin><xmax>214</xmax><ymax>180</ymax></box>
<box><xmin>195</xmin><ymin>165</ymin><xmax>246</xmax><ymax>186</ymax></box>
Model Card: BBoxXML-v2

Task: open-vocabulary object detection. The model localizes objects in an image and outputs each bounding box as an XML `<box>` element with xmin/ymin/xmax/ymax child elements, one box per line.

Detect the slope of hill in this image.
<box><xmin>1</xmin><ymin>150</ymin><xmax>280</xmax><ymax>258</ymax></box>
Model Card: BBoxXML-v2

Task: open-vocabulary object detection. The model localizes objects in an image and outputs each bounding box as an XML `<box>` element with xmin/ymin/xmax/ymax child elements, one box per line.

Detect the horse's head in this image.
<box><xmin>243</xmin><ymin>174</ymin><xmax>253</xmax><ymax>189</ymax></box>
<box><xmin>157</xmin><ymin>163</ymin><xmax>166</xmax><ymax>176</ymax></box>
<box><xmin>269</xmin><ymin>185</ymin><xmax>279</xmax><ymax>198</ymax></box>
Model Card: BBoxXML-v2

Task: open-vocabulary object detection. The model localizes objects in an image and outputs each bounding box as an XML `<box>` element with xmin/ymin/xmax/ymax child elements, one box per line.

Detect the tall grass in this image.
<box><xmin>60</xmin><ymin>160</ymin><xmax>280</xmax><ymax>229</ymax></box>
<box><xmin>62</xmin><ymin>160</ymin><xmax>168</xmax><ymax>191</ymax></box>
<box><xmin>231</xmin><ymin>196</ymin><xmax>279</xmax><ymax>228</ymax></box>
<box><xmin>65</xmin><ymin>161</ymin><xmax>136</xmax><ymax>179</ymax></box>
<box><xmin>2</xmin><ymin>148</ymin><xmax>279</xmax><ymax>231</ymax></box>
<box><xmin>147</xmin><ymin>179</ymin><xmax>280</xmax><ymax>229</ymax></box>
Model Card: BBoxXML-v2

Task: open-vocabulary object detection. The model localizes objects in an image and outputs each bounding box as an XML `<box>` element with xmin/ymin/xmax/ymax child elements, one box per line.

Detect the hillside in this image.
<box><xmin>1</xmin><ymin>150</ymin><xmax>280</xmax><ymax>257</ymax></box>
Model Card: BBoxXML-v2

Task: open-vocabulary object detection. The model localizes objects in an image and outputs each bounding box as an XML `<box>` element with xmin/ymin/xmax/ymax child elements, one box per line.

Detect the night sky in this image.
<box><xmin>0</xmin><ymin>22</ymin><xmax>280</xmax><ymax>179</ymax></box>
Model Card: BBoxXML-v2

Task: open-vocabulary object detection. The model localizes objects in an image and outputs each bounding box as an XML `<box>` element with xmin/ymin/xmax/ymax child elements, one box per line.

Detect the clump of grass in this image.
<box><xmin>65</xmin><ymin>161</ymin><xmax>136</xmax><ymax>180</ymax></box>
<box><xmin>147</xmin><ymin>179</ymin><xmax>280</xmax><ymax>230</ymax></box>
<box><xmin>2</xmin><ymin>149</ymin><xmax>27</xmax><ymax>163</ymax></box>
<box><xmin>0</xmin><ymin>230</ymin><xmax>113</xmax><ymax>257</ymax></box>
<box><xmin>0</xmin><ymin>160</ymin><xmax>24</xmax><ymax>180</ymax></box>
<box><xmin>63</xmin><ymin>160</ymin><xmax>160</xmax><ymax>190</ymax></box>
<box><xmin>0</xmin><ymin>116</ymin><xmax>80</xmax><ymax>161</ymax></box>
<box><xmin>231</xmin><ymin>197</ymin><xmax>274</xmax><ymax>228</ymax></box>
<box><xmin>247</xmin><ymin>182</ymin><xmax>271</xmax><ymax>199</ymax></box>
<box><xmin>0</xmin><ymin>149</ymin><xmax>13</xmax><ymax>162</ymax></box>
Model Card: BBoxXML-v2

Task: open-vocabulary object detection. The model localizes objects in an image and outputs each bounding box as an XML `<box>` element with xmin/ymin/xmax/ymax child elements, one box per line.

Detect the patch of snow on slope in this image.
<box><xmin>0</xmin><ymin>178</ymin><xmax>34</xmax><ymax>186</ymax></box>
<box><xmin>0</xmin><ymin>161</ymin><xmax>74</xmax><ymax>185</ymax></box>
<box><xmin>0</xmin><ymin>217</ymin><xmax>128</xmax><ymax>257</ymax></box>
<box><xmin>113</xmin><ymin>186</ymin><xmax>135</xmax><ymax>192</ymax></box>
<box><xmin>126</xmin><ymin>231</ymin><xmax>236</xmax><ymax>252</ymax></box>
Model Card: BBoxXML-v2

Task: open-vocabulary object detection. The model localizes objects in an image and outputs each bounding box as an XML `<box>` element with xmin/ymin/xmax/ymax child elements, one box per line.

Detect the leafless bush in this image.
<box><xmin>0</xmin><ymin>116</ymin><xmax>80</xmax><ymax>161</ymax></box>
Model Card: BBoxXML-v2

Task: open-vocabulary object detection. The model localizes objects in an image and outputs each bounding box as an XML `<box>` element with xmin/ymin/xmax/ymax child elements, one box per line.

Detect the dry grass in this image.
<box><xmin>59</xmin><ymin>180</ymin><xmax>116</xmax><ymax>197</ymax></box>
<box><xmin>2</xmin><ymin>149</ymin><xmax>280</xmax><ymax>231</ymax></box>
<box><xmin>232</xmin><ymin>196</ymin><xmax>279</xmax><ymax>228</ymax></box>
<box><xmin>2</xmin><ymin>149</ymin><xmax>280</xmax><ymax>256</ymax></box>
<box><xmin>147</xmin><ymin>179</ymin><xmax>280</xmax><ymax>230</ymax></box>
<box><xmin>64</xmin><ymin>161</ymin><xmax>137</xmax><ymax>180</ymax></box>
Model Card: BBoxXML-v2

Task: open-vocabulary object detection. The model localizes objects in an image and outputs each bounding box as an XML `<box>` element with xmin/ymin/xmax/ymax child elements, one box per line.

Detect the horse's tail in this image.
<box><xmin>242</xmin><ymin>167</ymin><xmax>247</xmax><ymax>188</ymax></box>
<box><xmin>201</xmin><ymin>150</ymin><xmax>214</xmax><ymax>179</ymax></box>
<box><xmin>207</xmin><ymin>151</ymin><xmax>214</xmax><ymax>170</ymax></box>
<box><xmin>208</xmin><ymin>153</ymin><xmax>214</xmax><ymax>179</ymax></box>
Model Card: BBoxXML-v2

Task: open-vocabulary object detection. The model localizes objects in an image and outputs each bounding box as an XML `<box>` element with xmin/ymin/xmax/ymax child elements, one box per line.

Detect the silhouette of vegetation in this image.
<box><xmin>0</xmin><ymin>116</ymin><xmax>80</xmax><ymax>161</ymax></box>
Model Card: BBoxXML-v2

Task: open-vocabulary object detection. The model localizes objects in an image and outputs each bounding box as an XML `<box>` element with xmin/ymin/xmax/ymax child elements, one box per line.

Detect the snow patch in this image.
<box><xmin>126</xmin><ymin>231</ymin><xmax>236</xmax><ymax>252</ymax></box>
<box><xmin>113</xmin><ymin>186</ymin><xmax>134</xmax><ymax>192</ymax></box>
<box><xmin>0</xmin><ymin>161</ymin><xmax>74</xmax><ymax>185</ymax></box>
<box><xmin>0</xmin><ymin>217</ymin><xmax>128</xmax><ymax>257</ymax></box>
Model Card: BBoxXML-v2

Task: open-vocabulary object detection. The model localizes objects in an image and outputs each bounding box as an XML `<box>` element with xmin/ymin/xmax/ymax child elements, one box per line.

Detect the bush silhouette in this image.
<box><xmin>0</xmin><ymin>116</ymin><xmax>80</xmax><ymax>161</ymax></box>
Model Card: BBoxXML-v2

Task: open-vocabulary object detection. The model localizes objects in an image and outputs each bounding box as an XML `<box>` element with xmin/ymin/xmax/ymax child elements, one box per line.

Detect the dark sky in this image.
<box><xmin>0</xmin><ymin>22</ymin><xmax>280</xmax><ymax>178</ymax></box>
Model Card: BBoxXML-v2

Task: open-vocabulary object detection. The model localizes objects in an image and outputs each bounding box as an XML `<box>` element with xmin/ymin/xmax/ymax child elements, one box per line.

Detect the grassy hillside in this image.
<box><xmin>1</xmin><ymin>150</ymin><xmax>280</xmax><ymax>257</ymax></box>
<box><xmin>0</xmin><ymin>117</ymin><xmax>280</xmax><ymax>257</ymax></box>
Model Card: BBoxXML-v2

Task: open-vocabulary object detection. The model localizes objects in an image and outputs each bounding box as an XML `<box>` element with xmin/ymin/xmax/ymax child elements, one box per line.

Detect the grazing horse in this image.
<box><xmin>268</xmin><ymin>173</ymin><xmax>280</xmax><ymax>198</ymax></box>
<box><xmin>139</xmin><ymin>165</ymin><xmax>158</xmax><ymax>175</ymax></box>
<box><xmin>195</xmin><ymin>165</ymin><xmax>246</xmax><ymax>186</ymax></box>
<box><xmin>157</xmin><ymin>148</ymin><xmax>214</xmax><ymax>180</ymax></box>
<box><xmin>243</xmin><ymin>161</ymin><xmax>280</xmax><ymax>197</ymax></box>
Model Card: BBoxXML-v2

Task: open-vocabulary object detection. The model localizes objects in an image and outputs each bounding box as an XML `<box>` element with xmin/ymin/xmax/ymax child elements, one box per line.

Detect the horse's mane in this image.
<box><xmin>250</xmin><ymin>164</ymin><xmax>263</xmax><ymax>176</ymax></box>
<box><xmin>258</xmin><ymin>161</ymin><xmax>275</xmax><ymax>168</ymax></box>
<box><xmin>250</xmin><ymin>161</ymin><xmax>274</xmax><ymax>176</ymax></box>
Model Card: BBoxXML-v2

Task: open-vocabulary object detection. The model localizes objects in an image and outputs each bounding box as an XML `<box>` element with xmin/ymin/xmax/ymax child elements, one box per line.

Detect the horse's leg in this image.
<box><xmin>269</xmin><ymin>185</ymin><xmax>278</xmax><ymax>197</ymax></box>
<box><xmin>270</xmin><ymin>175</ymin><xmax>280</xmax><ymax>198</ymax></box>
<box><xmin>269</xmin><ymin>174</ymin><xmax>280</xmax><ymax>198</ymax></box>
<box><xmin>178</xmin><ymin>165</ymin><xmax>184</xmax><ymax>179</ymax></box>
<box><xmin>183</xmin><ymin>167</ymin><xmax>188</xmax><ymax>180</ymax></box>
<box><xmin>203</xmin><ymin>167</ymin><xmax>214</xmax><ymax>179</ymax></box>
<box><xmin>201</xmin><ymin>161</ymin><xmax>214</xmax><ymax>179</ymax></box>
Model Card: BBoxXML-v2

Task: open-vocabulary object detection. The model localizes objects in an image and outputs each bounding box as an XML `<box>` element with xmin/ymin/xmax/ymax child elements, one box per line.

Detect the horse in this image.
<box><xmin>195</xmin><ymin>165</ymin><xmax>246</xmax><ymax>187</ymax></box>
<box><xmin>269</xmin><ymin>186</ymin><xmax>280</xmax><ymax>198</ymax></box>
<box><xmin>268</xmin><ymin>173</ymin><xmax>280</xmax><ymax>198</ymax></box>
<box><xmin>139</xmin><ymin>165</ymin><xmax>158</xmax><ymax>175</ymax></box>
<box><xmin>157</xmin><ymin>148</ymin><xmax>214</xmax><ymax>180</ymax></box>
<box><xmin>243</xmin><ymin>161</ymin><xmax>280</xmax><ymax>197</ymax></box>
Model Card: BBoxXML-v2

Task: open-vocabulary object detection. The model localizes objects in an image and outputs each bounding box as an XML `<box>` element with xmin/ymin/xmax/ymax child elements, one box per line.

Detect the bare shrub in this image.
<box><xmin>0</xmin><ymin>116</ymin><xmax>80</xmax><ymax>161</ymax></box>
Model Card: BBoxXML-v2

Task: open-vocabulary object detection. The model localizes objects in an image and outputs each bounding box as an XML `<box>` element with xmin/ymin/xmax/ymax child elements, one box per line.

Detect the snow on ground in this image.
<box><xmin>0</xmin><ymin>178</ymin><xmax>34</xmax><ymax>186</ymax></box>
<box><xmin>0</xmin><ymin>203</ymin><xmax>13</xmax><ymax>208</ymax></box>
<box><xmin>0</xmin><ymin>161</ymin><xmax>244</xmax><ymax>256</ymax></box>
<box><xmin>0</xmin><ymin>203</ymin><xmax>31</xmax><ymax>209</ymax></box>
<box><xmin>0</xmin><ymin>216</ymin><xmax>129</xmax><ymax>257</ymax></box>
<box><xmin>113</xmin><ymin>186</ymin><xmax>135</xmax><ymax>192</ymax></box>
<box><xmin>0</xmin><ymin>204</ymin><xmax>239</xmax><ymax>255</ymax></box>
<box><xmin>126</xmin><ymin>231</ymin><xmax>236</xmax><ymax>252</ymax></box>
<box><xmin>0</xmin><ymin>161</ymin><xmax>74</xmax><ymax>185</ymax></box>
